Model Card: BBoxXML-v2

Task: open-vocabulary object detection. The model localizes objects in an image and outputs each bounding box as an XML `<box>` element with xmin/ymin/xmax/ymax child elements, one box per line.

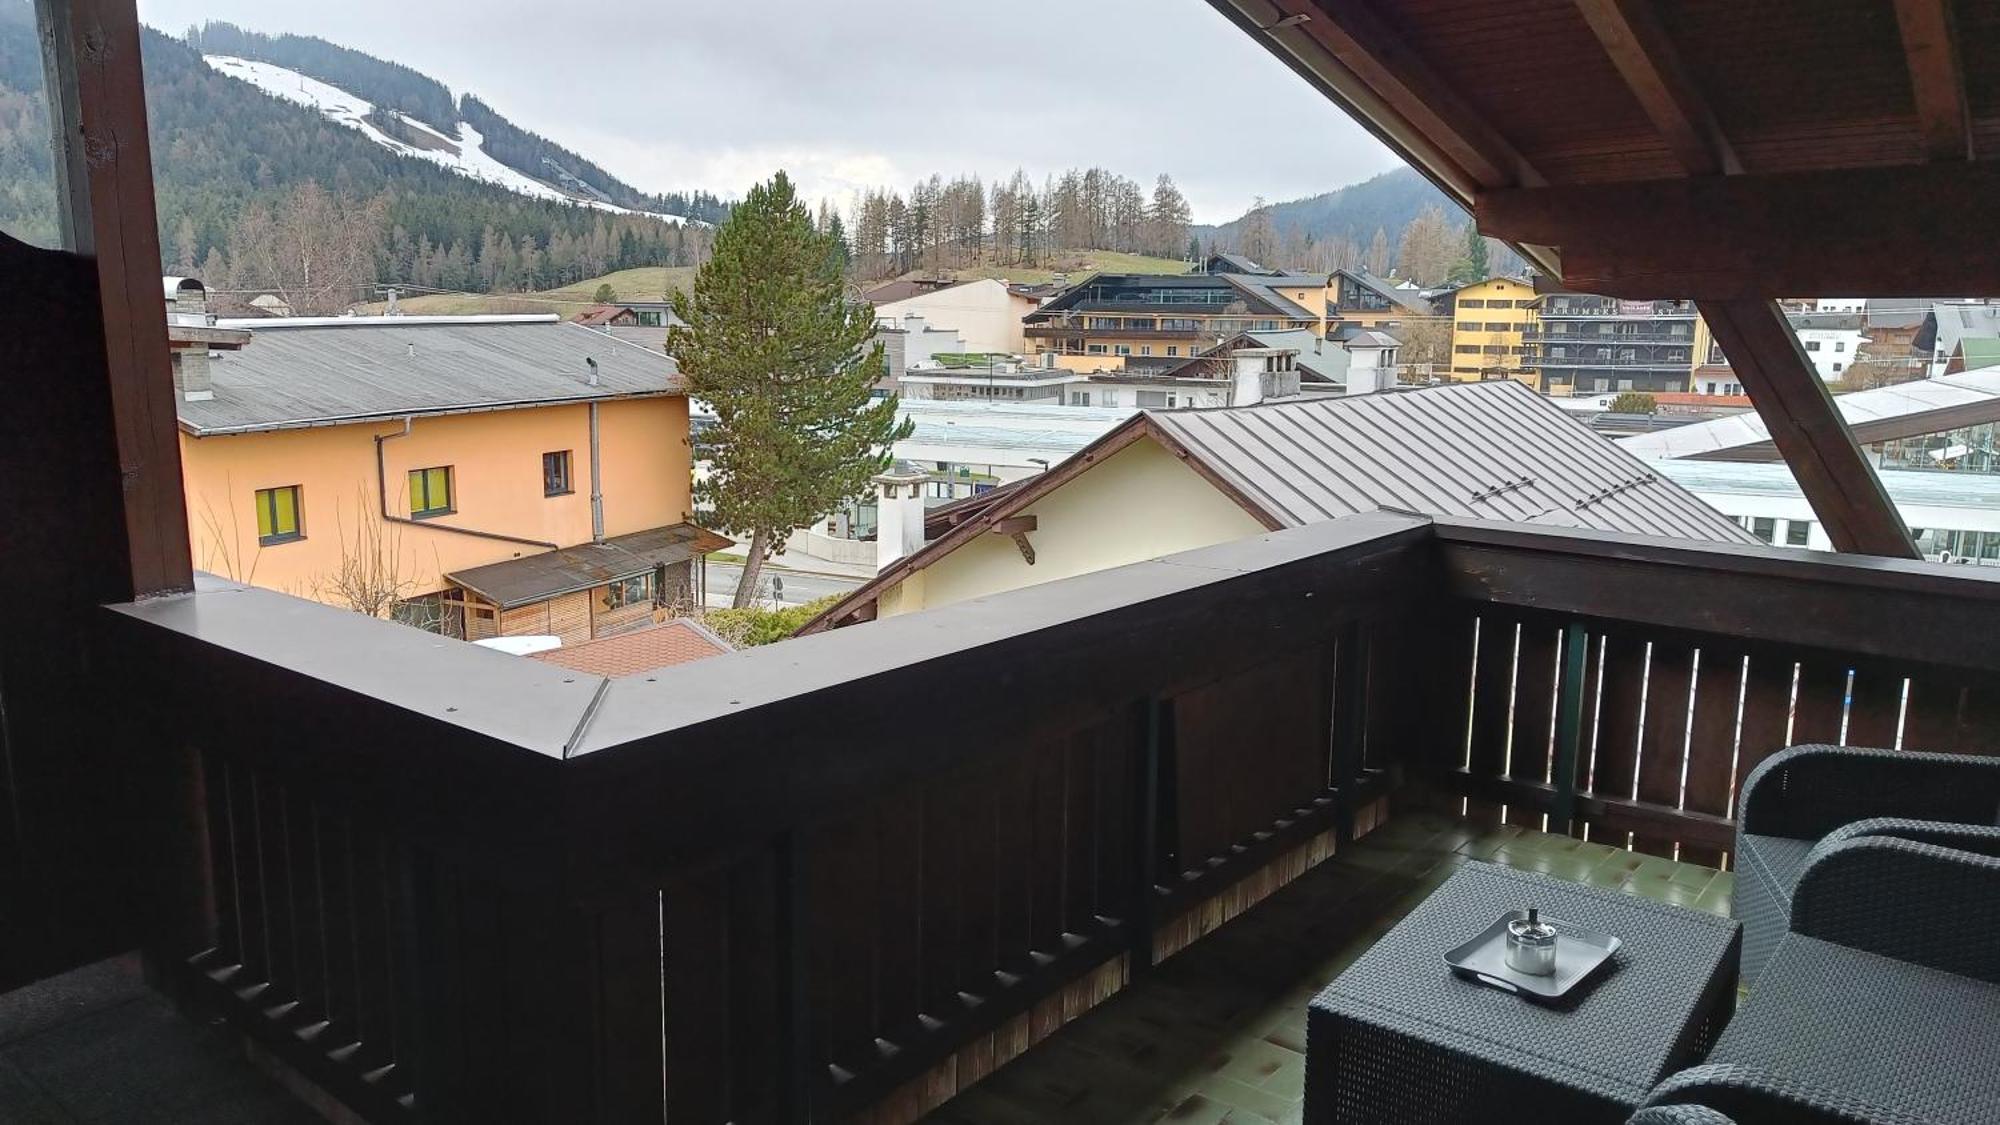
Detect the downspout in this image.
<box><xmin>589</xmin><ymin>402</ymin><xmax>605</xmax><ymax>543</ymax></box>
<box><xmin>375</xmin><ymin>417</ymin><xmax>558</xmax><ymax>550</ymax></box>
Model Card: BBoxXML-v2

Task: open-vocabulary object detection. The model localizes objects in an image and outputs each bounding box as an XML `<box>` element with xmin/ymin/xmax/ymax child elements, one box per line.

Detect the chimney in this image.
<box><xmin>173</xmin><ymin>349</ymin><xmax>214</xmax><ymax>403</ymax></box>
<box><xmin>873</xmin><ymin>462</ymin><xmax>930</xmax><ymax>572</ymax></box>
<box><xmin>167</xmin><ymin>278</ymin><xmax>214</xmax><ymax>402</ymax></box>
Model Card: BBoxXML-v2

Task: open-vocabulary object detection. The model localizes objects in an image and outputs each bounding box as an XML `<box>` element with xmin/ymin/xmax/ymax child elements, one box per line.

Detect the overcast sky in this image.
<box><xmin>134</xmin><ymin>0</ymin><xmax>1402</xmax><ymax>224</ymax></box>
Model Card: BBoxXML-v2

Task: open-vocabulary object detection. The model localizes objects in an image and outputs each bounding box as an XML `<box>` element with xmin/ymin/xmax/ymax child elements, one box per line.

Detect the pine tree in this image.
<box><xmin>669</xmin><ymin>172</ymin><xmax>913</xmax><ymax>608</ymax></box>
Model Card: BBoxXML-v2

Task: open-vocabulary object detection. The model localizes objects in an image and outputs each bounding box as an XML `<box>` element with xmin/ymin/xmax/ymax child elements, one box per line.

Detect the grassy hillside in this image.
<box><xmin>361</xmin><ymin>266</ymin><xmax>699</xmax><ymax>316</ymax></box>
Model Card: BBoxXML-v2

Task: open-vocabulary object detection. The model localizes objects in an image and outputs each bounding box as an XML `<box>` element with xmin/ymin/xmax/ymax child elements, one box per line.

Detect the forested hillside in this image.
<box><xmin>186</xmin><ymin>20</ymin><xmax>457</xmax><ymax>134</ymax></box>
<box><xmin>0</xmin><ymin>2</ymin><xmax>713</xmax><ymax>312</ymax></box>
<box><xmin>1198</xmin><ymin>167</ymin><xmax>1525</xmax><ymax>282</ymax></box>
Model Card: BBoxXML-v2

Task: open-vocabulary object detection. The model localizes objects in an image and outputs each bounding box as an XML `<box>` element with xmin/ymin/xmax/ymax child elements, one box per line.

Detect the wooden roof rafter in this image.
<box><xmin>1893</xmin><ymin>0</ymin><xmax>1974</xmax><ymax>162</ymax></box>
<box><xmin>1572</xmin><ymin>0</ymin><xmax>1742</xmax><ymax>177</ymax></box>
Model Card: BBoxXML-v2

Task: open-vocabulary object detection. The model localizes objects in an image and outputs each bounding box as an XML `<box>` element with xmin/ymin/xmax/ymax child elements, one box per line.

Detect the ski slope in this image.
<box><xmin>204</xmin><ymin>56</ymin><xmax>706</xmax><ymax>226</ymax></box>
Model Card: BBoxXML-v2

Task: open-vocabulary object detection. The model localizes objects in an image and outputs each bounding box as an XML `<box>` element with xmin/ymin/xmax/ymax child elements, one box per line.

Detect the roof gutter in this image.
<box><xmin>374</xmin><ymin>417</ymin><xmax>559</xmax><ymax>551</ymax></box>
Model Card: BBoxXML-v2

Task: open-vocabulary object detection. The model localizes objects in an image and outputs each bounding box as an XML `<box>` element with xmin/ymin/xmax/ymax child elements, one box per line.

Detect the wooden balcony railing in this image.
<box><xmin>102</xmin><ymin>513</ymin><xmax>2000</xmax><ymax>1124</ymax></box>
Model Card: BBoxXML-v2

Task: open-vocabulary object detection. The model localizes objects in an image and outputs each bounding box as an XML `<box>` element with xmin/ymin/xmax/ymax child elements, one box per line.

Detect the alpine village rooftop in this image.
<box><xmin>4</xmin><ymin>1</ymin><xmax>2000</xmax><ymax>1124</ymax></box>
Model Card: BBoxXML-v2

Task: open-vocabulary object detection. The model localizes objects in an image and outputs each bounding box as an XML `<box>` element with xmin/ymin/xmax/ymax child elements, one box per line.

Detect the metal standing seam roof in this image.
<box><xmin>1148</xmin><ymin>381</ymin><xmax>1756</xmax><ymax>543</ymax></box>
<box><xmin>447</xmin><ymin>523</ymin><xmax>733</xmax><ymax>609</ymax></box>
<box><xmin>179</xmin><ymin>318</ymin><xmax>684</xmax><ymax>435</ymax></box>
<box><xmin>1617</xmin><ymin>368</ymin><xmax>2000</xmax><ymax>460</ymax></box>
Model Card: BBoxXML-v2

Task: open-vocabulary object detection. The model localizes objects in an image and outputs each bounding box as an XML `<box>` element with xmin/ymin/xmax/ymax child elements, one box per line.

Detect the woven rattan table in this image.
<box><xmin>1305</xmin><ymin>861</ymin><xmax>1740</xmax><ymax>1124</ymax></box>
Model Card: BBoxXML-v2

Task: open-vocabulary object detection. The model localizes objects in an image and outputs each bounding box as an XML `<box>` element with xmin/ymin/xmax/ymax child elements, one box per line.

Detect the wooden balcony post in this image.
<box><xmin>1129</xmin><ymin>696</ymin><xmax>1170</xmax><ymax>978</ymax></box>
<box><xmin>1549</xmin><ymin>621</ymin><xmax>1592</xmax><ymax>835</ymax></box>
<box><xmin>1331</xmin><ymin>623</ymin><xmax>1370</xmax><ymax>843</ymax></box>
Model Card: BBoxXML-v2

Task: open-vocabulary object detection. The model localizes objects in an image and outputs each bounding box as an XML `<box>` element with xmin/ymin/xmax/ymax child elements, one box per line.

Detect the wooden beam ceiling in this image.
<box><xmin>1476</xmin><ymin>162</ymin><xmax>2000</xmax><ymax>299</ymax></box>
<box><xmin>1695</xmin><ymin>301</ymin><xmax>1918</xmax><ymax>559</ymax></box>
<box><xmin>1295</xmin><ymin>0</ymin><xmax>1543</xmax><ymax>189</ymax></box>
<box><xmin>1573</xmin><ymin>0</ymin><xmax>1741</xmax><ymax>176</ymax></box>
<box><xmin>1893</xmin><ymin>0</ymin><xmax>1973</xmax><ymax>162</ymax></box>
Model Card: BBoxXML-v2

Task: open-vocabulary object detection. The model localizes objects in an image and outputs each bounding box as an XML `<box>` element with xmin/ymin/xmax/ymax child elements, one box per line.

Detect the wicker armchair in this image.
<box><xmin>1732</xmin><ymin>744</ymin><xmax>2000</xmax><ymax>981</ymax></box>
<box><xmin>1647</xmin><ymin>836</ymin><xmax>2000</xmax><ymax>1124</ymax></box>
<box><xmin>1627</xmin><ymin>1103</ymin><xmax>1737</xmax><ymax>1125</ymax></box>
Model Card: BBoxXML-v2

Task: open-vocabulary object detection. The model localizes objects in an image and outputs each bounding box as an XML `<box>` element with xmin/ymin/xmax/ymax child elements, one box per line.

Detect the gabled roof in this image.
<box><xmin>866</xmin><ymin>278</ymin><xmax>967</xmax><ymax>304</ymax></box>
<box><xmin>802</xmin><ymin>381</ymin><xmax>1750</xmax><ymax>632</ymax></box>
<box><xmin>1337</xmin><ymin>269</ymin><xmax>1432</xmax><ymax>314</ymax></box>
<box><xmin>1621</xmin><ymin>367</ymin><xmax>2000</xmax><ymax>461</ymax></box>
<box><xmin>1026</xmin><ymin>272</ymin><xmax>1314</xmax><ymax>319</ymax></box>
<box><xmin>574</xmin><ymin>304</ymin><xmax>630</xmax><ymax>326</ymax></box>
<box><xmin>529</xmin><ymin>618</ymin><xmax>733</xmax><ymax>679</ymax></box>
<box><xmin>447</xmin><ymin>523</ymin><xmax>731</xmax><ymax>609</ymax></box>
<box><xmin>1203</xmin><ymin>252</ymin><xmax>1278</xmax><ymax>276</ymax></box>
<box><xmin>180</xmin><ymin>316</ymin><xmax>683</xmax><ymax>435</ymax></box>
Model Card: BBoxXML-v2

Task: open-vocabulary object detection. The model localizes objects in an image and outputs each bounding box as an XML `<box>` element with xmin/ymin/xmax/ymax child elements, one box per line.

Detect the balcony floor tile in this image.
<box><xmin>924</xmin><ymin>815</ymin><xmax>1730</xmax><ymax>1125</ymax></box>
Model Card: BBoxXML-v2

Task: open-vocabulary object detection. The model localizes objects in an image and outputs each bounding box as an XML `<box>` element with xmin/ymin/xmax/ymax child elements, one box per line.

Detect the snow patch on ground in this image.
<box><xmin>204</xmin><ymin>55</ymin><xmax>707</xmax><ymax>226</ymax></box>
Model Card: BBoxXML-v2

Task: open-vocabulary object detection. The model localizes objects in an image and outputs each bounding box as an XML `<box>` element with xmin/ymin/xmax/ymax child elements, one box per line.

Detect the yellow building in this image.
<box><xmin>1447</xmin><ymin>276</ymin><xmax>1541</xmax><ymax>388</ymax></box>
<box><xmin>170</xmin><ymin>297</ymin><xmax>718</xmax><ymax>642</ymax></box>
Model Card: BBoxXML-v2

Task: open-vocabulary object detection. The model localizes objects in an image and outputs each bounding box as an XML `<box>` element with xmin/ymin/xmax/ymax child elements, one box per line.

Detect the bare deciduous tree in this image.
<box><xmin>310</xmin><ymin>497</ymin><xmax>423</xmax><ymax>620</ymax></box>
<box><xmin>227</xmin><ymin>181</ymin><xmax>386</xmax><ymax>316</ymax></box>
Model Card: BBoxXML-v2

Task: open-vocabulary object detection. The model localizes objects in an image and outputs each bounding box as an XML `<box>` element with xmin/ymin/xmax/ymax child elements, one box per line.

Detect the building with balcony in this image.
<box><xmin>1445</xmin><ymin>275</ymin><xmax>1541</xmax><ymax>387</ymax></box>
<box><xmin>1527</xmin><ymin>293</ymin><xmax>1699</xmax><ymax>395</ymax></box>
<box><xmin>1022</xmin><ymin>272</ymin><xmax>1325</xmax><ymax>360</ymax></box>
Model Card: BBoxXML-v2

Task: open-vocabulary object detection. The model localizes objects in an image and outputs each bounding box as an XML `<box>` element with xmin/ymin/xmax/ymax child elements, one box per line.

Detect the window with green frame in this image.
<box><xmin>254</xmin><ymin>485</ymin><xmax>303</xmax><ymax>544</ymax></box>
<box><xmin>409</xmin><ymin>466</ymin><xmax>454</xmax><ymax>517</ymax></box>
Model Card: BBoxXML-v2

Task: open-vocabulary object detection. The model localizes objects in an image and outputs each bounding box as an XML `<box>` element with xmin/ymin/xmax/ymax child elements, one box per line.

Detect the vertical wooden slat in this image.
<box><xmin>1792</xmin><ymin>660</ymin><xmax>1848</xmax><ymax>745</ymax></box>
<box><xmin>1026</xmin><ymin>741</ymin><xmax>1066</xmax><ymax>954</ymax></box>
<box><xmin>1634</xmin><ymin>643</ymin><xmax>1694</xmax><ymax>856</ymax></box>
<box><xmin>956</xmin><ymin>760</ymin><xmax>1000</xmax><ymax>1000</ymax></box>
<box><xmin>874</xmin><ymin>788</ymin><xmax>926</xmax><ymax>1027</ymax></box>
<box><xmin>1682</xmin><ymin>648</ymin><xmax>1743</xmax><ymax>867</ymax></box>
<box><xmin>1091</xmin><ymin>714</ymin><xmax>1135</xmax><ymax>925</ymax></box>
<box><xmin>808</xmin><ymin>816</ymin><xmax>877</xmax><ymax>1069</ymax></box>
<box><xmin>729</xmin><ymin>851</ymin><xmax>781</xmax><ymax>1125</ymax></box>
<box><xmin>1951</xmin><ymin>678</ymin><xmax>2000</xmax><ymax>754</ymax></box>
<box><xmin>1589</xmin><ymin>635</ymin><xmax>1650</xmax><ymax>837</ymax></box>
<box><xmin>203</xmin><ymin>752</ymin><xmax>244</xmax><ymax>967</ymax></box>
<box><xmin>349</xmin><ymin>827</ymin><xmax>399</xmax><ymax>1069</ymax></box>
<box><xmin>282</xmin><ymin>790</ymin><xmax>326</xmax><ymax>1022</ymax></box>
<box><xmin>253</xmin><ymin>776</ymin><xmax>297</xmax><ymax>1003</ymax></box>
<box><xmin>989</xmin><ymin>764</ymin><xmax>1034</xmax><ymax>972</ymax></box>
<box><xmin>663</xmin><ymin>867</ymin><xmax>732</xmax><ymax>1124</ymax></box>
<box><xmin>1902</xmin><ymin>677</ymin><xmax>1967</xmax><ymax>752</ymax></box>
<box><xmin>1845</xmin><ymin>666</ymin><xmax>1904</xmax><ymax>748</ymax></box>
<box><xmin>591</xmin><ymin>893</ymin><xmax>667</xmax><ymax>1123</ymax></box>
<box><xmin>1060</xmin><ymin>731</ymin><xmax>1097</xmax><ymax>938</ymax></box>
<box><xmin>1736</xmin><ymin>654</ymin><xmax>1796</xmax><ymax>788</ymax></box>
<box><xmin>1507</xmin><ymin>620</ymin><xmax>1560</xmax><ymax>827</ymax></box>
<box><xmin>1420</xmin><ymin>609</ymin><xmax>1478</xmax><ymax>776</ymax></box>
<box><xmin>1466</xmin><ymin>615</ymin><xmax>1516</xmax><ymax>790</ymax></box>
<box><xmin>316</xmin><ymin>809</ymin><xmax>359</xmax><ymax>1050</ymax></box>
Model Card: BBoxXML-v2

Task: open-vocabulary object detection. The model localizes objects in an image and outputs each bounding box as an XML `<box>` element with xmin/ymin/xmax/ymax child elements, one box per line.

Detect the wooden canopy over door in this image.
<box><xmin>1210</xmin><ymin>0</ymin><xmax>2000</xmax><ymax>558</ymax></box>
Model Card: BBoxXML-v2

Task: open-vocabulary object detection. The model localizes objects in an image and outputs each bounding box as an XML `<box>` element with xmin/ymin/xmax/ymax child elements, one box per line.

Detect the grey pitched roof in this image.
<box><xmin>1343</xmin><ymin>269</ymin><xmax>1434</xmax><ymax>314</ymax></box>
<box><xmin>1148</xmin><ymin>381</ymin><xmax>1755</xmax><ymax>542</ymax></box>
<box><xmin>1245</xmin><ymin>329</ymin><xmax>1347</xmax><ymax>383</ymax></box>
<box><xmin>181</xmin><ymin>317</ymin><xmax>683</xmax><ymax>435</ymax></box>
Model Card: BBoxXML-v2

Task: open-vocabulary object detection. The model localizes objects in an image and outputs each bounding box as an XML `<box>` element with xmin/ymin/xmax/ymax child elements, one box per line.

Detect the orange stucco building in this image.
<box><xmin>169</xmin><ymin>296</ymin><xmax>718</xmax><ymax>642</ymax></box>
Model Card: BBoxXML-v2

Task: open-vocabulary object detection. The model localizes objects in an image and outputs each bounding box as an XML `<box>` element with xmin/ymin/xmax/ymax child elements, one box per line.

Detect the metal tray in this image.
<box><xmin>1442</xmin><ymin>911</ymin><xmax>1621</xmax><ymax>1003</ymax></box>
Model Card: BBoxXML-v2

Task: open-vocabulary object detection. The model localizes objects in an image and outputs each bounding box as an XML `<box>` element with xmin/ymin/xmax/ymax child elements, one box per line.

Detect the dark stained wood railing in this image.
<box><xmin>108</xmin><ymin>512</ymin><xmax>1432</xmax><ymax>1124</ymax></box>
<box><xmin>105</xmin><ymin>513</ymin><xmax>2000</xmax><ymax>1123</ymax></box>
<box><xmin>1430</xmin><ymin>520</ymin><xmax>2000</xmax><ymax>866</ymax></box>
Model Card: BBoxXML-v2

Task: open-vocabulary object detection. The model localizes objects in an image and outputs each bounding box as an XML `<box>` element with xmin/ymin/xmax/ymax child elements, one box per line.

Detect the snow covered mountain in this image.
<box><xmin>204</xmin><ymin>55</ymin><xmax>707</xmax><ymax>226</ymax></box>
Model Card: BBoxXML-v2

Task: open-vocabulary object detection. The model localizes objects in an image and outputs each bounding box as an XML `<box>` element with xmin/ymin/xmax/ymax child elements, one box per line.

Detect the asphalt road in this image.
<box><xmin>701</xmin><ymin>561</ymin><xmax>864</xmax><ymax>609</ymax></box>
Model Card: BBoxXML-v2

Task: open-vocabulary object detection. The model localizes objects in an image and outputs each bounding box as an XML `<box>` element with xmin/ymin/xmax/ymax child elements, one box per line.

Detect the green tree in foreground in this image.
<box><xmin>1610</xmin><ymin>391</ymin><xmax>1658</xmax><ymax>414</ymax></box>
<box><xmin>670</xmin><ymin>172</ymin><xmax>912</xmax><ymax>608</ymax></box>
<box><xmin>593</xmin><ymin>282</ymin><xmax>617</xmax><ymax>303</ymax></box>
